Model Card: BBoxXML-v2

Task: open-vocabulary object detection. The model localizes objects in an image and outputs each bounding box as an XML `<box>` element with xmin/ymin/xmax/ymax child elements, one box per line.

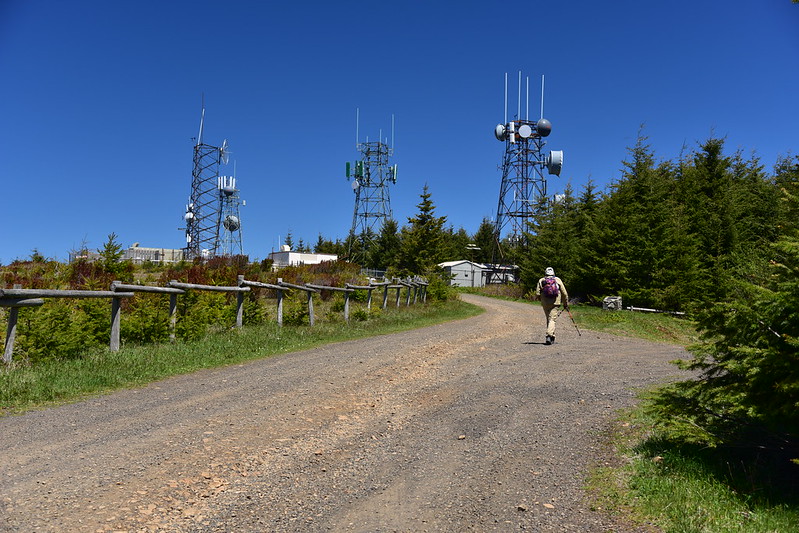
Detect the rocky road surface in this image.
<box><xmin>0</xmin><ymin>294</ymin><xmax>688</xmax><ymax>532</ymax></box>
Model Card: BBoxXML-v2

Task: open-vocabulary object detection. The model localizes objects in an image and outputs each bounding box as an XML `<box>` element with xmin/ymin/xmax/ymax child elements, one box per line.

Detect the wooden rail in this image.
<box><xmin>0</xmin><ymin>288</ymin><xmax>134</xmax><ymax>362</ymax></box>
<box><xmin>111</xmin><ymin>282</ymin><xmax>186</xmax><ymax>344</ymax></box>
<box><xmin>1</xmin><ymin>274</ymin><xmax>428</xmax><ymax>364</ymax></box>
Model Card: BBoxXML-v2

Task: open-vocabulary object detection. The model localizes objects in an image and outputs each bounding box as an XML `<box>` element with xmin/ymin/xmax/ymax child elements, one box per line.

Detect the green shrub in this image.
<box><xmin>351</xmin><ymin>308</ymin><xmax>369</xmax><ymax>322</ymax></box>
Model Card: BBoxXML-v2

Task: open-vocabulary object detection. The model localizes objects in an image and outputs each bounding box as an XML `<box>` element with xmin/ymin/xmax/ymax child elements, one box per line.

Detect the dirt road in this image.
<box><xmin>0</xmin><ymin>294</ymin><xmax>687</xmax><ymax>532</ymax></box>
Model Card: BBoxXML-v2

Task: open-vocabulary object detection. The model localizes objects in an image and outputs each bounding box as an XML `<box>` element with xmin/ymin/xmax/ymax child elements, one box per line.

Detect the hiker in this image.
<box><xmin>535</xmin><ymin>266</ymin><xmax>569</xmax><ymax>345</ymax></box>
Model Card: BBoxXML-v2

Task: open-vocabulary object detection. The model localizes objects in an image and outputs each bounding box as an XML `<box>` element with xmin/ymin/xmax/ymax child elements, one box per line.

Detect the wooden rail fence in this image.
<box><xmin>0</xmin><ymin>276</ymin><xmax>428</xmax><ymax>364</ymax></box>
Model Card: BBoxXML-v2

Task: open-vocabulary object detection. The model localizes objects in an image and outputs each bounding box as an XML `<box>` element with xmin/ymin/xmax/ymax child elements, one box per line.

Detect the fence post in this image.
<box><xmin>4</xmin><ymin>308</ymin><xmax>19</xmax><ymax>364</ymax></box>
<box><xmin>110</xmin><ymin>296</ymin><xmax>122</xmax><ymax>352</ymax></box>
<box><xmin>235</xmin><ymin>275</ymin><xmax>245</xmax><ymax>329</ymax></box>
<box><xmin>169</xmin><ymin>293</ymin><xmax>178</xmax><ymax>341</ymax></box>
<box><xmin>344</xmin><ymin>291</ymin><xmax>350</xmax><ymax>323</ymax></box>
<box><xmin>366</xmin><ymin>288</ymin><xmax>372</xmax><ymax>311</ymax></box>
<box><xmin>405</xmin><ymin>283</ymin><xmax>412</xmax><ymax>306</ymax></box>
<box><xmin>236</xmin><ymin>291</ymin><xmax>244</xmax><ymax>328</ymax></box>
<box><xmin>275</xmin><ymin>278</ymin><xmax>284</xmax><ymax>327</ymax></box>
<box><xmin>307</xmin><ymin>291</ymin><xmax>315</xmax><ymax>326</ymax></box>
<box><xmin>2</xmin><ymin>298</ymin><xmax>46</xmax><ymax>364</ymax></box>
<box><xmin>382</xmin><ymin>285</ymin><xmax>389</xmax><ymax>309</ymax></box>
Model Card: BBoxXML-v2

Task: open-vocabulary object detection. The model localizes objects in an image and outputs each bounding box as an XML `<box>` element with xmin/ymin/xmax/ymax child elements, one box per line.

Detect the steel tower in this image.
<box><xmin>183</xmin><ymin>106</ymin><xmax>230</xmax><ymax>259</ymax></box>
<box><xmin>493</xmin><ymin>73</ymin><xmax>563</xmax><ymax>254</ymax></box>
<box><xmin>346</xmin><ymin>139</ymin><xmax>397</xmax><ymax>259</ymax></box>
<box><xmin>214</xmin><ymin>175</ymin><xmax>244</xmax><ymax>256</ymax></box>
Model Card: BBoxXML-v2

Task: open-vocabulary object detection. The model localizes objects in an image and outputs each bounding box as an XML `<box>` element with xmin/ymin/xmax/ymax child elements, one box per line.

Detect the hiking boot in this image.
<box><xmin>549</xmin><ymin>336</ymin><xmax>556</xmax><ymax>345</ymax></box>
<box><xmin>545</xmin><ymin>335</ymin><xmax>553</xmax><ymax>345</ymax></box>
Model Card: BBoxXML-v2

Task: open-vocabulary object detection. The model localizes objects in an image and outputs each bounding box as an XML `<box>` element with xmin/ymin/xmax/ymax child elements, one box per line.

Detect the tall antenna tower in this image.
<box><xmin>182</xmin><ymin>104</ymin><xmax>231</xmax><ymax>259</ymax></box>
<box><xmin>214</xmin><ymin>174</ymin><xmax>244</xmax><ymax>256</ymax></box>
<box><xmin>493</xmin><ymin>72</ymin><xmax>563</xmax><ymax>257</ymax></box>
<box><xmin>345</xmin><ymin>111</ymin><xmax>397</xmax><ymax>261</ymax></box>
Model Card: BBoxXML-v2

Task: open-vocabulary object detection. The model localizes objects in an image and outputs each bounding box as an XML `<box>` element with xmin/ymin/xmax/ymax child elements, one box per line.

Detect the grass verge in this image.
<box><xmin>568</xmin><ymin>305</ymin><xmax>699</xmax><ymax>346</ymax></box>
<box><xmin>0</xmin><ymin>299</ymin><xmax>482</xmax><ymax>416</ymax></box>
<box><xmin>589</xmin><ymin>406</ymin><xmax>799</xmax><ymax>532</ymax></box>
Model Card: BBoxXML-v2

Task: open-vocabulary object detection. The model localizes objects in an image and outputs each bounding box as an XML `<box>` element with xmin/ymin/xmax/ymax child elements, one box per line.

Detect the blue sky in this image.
<box><xmin>1</xmin><ymin>0</ymin><xmax>797</xmax><ymax>263</ymax></box>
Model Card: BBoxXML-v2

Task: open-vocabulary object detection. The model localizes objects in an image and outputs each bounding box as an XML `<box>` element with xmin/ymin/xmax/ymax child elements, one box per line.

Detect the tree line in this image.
<box><xmin>326</xmin><ymin>134</ymin><xmax>798</xmax><ymax>442</ymax></box>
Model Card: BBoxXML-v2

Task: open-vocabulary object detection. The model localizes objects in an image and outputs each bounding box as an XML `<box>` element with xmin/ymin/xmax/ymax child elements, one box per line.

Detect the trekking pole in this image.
<box><xmin>565</xmin><ymin>306</ymin><xmax>582</xmax><ymax>336</ymax></box>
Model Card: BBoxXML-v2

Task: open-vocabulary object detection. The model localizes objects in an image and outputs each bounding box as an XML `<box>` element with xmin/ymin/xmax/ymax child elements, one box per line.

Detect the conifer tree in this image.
<box><xmin>366</xmin><ymin>219</ymin><xmax>400</xmax><ymax>271</ymax></box>
<box><xmin>472</xmin><ymin>218</ymin><xmax>497</xmax><ymax>264</ymax></box>
<box><xmin>521</xmin><ymin>184</ymin><xmax>580</xmax><ymax>293</ymax></box>
<box><xmin>590</xmin><ymin>135</ymin><xmax>680</xmax><ymax>307</ymax></box>
<box><xmin>396</xmin><ymin>185</ymin><xmax>448</xmax><ymax>274</ymax></box>
<box><xmin>663</xmin><ymin>185</ymin><xmax>799</xmax><ymax>440</ymax></box>
<box><xmin>570</xmin><ymin>181</ymin><xmax>605</xmax><ymax>297</ymax></box>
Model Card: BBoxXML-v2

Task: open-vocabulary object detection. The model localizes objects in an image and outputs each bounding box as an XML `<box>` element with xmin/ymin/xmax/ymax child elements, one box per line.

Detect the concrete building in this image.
<box><xmin>268</xmin><ymin>246</ymin><xmax>338</xmax><ymax>268</ymax></box>
<box><xmin>69</xmin><ymin>243</ymin><xmax>184</xmax><ymax>264</ymax></box>
<box><xmin>438</xmin><ymin>260</ymin><xmax>487</xmax><ymax>288</ymax></box>
<box><xmin>123</xmin><ymin>244</ymin><xmax>184</xmax><ymax>264</ymax></box>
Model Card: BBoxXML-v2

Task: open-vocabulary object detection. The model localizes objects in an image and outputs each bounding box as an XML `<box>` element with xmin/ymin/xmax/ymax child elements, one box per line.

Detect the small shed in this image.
<box><xmin>438</xmin><ymin>260</ymin><xmax>487</xmax><ymax>288</ymax></box>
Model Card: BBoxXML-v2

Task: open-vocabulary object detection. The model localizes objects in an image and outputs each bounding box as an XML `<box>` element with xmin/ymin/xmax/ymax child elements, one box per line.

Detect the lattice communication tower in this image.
<box><xmin>345</xmin><ymin>118</ymin><xmax>397</xmax><ymax>261</ymax></box>
<box><xmin>182</xmin><ymin>106</ymin><xmax>231</xmax><ymax>259</ymax></box>
<box><xmin>493</xmin><ymin>72</ymin><xmax>563</xmax><ymax>255</ymax></box>
<box><xmin>214</xmin><ymin>175</ymin><xmax>244</xmax><ymax>256</ymax></box>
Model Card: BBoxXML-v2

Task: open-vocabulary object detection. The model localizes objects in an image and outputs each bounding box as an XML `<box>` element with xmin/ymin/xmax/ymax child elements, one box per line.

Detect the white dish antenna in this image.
<box><xmin>546</xmin><ymin>150</ymin><xmax>564</xmax><ymax>176</ymax></box>
<box><xmin>352</xmin><ymin>179</ymin><xmax>360</xmax><ymax>192</ymax></box>
<box><xmin>219</xmin><ymin>139</ymin><xmax>230</xmax><ymax>164</ymax></box>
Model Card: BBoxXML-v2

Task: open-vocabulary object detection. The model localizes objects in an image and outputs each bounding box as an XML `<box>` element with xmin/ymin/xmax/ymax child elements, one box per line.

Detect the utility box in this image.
<box><xmin>603</xmin><ymin>296</ymin><xmax>623</xmax><ymax>311</ymax></box>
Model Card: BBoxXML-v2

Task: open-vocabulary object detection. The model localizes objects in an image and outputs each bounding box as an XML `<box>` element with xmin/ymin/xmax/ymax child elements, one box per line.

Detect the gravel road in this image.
<box><xmin>0</xmin><ymin>294</ymin><xmax>688</xmax><ymax>532</ymax></box>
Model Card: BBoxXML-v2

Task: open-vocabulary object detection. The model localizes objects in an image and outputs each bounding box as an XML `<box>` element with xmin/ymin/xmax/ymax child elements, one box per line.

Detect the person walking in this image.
<box><xmin>535</xmin><ymin>266</ymin><xmax>569</xmax><ymax>345</ymax></box>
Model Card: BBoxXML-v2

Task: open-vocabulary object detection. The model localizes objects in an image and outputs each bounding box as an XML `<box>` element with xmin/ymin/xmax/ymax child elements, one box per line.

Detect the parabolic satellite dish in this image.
<box><xmin>494</xmin><ymin>124</ymin><xmax>506</xmax><ymax>141</ymax></box>
<box><xmin>352</xmin><ymin>179</ymin><xmax>360</xmax><ymax>192</ymax></box>
<box><xmin>518</xmin><ymin>124</ymin><xmax>533</xmax><ymax>138</ymax></box>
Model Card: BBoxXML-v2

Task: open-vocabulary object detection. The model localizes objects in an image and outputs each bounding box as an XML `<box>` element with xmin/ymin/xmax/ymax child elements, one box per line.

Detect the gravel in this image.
<box><xmin>0</xmin><ymin>294</ymin><xmax>688</xmax><ymax>532</ymax></box>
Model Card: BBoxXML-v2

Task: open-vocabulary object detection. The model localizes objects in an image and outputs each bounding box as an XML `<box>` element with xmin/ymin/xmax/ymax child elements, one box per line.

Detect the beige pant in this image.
<box><xmin>542</xmin><ymin>303</ymin><xmax>560</xmax><ymax>337</ymax></box>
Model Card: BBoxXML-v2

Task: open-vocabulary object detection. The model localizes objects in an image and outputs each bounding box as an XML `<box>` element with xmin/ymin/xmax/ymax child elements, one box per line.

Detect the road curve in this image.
<box><xmin>0</xmin><ymin>294</ymin><xmax>687</xmax><ymax>532</ymax></box>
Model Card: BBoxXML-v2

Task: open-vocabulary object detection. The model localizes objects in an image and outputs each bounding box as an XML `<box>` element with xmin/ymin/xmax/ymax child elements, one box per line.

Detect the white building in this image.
<box><xmin>438</xmin><ymin>260</ymin><xmax>487</xmax><ymax>288</ymax></box>
<box><xmin>268</xmin><ymin>246</ymin><xmax>338</xmax><ymax>268</ymax></box>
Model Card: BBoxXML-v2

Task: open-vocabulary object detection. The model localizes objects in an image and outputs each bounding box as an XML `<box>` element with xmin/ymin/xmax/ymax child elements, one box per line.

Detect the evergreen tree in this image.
<box><xmin>774</xmin><ymin>154</ymin><xmax>799</xmax><ymax>232</ymax></box>
<box><xmin>367</xmin><ymin>219</ymin><xmax>400</xmax><ymax>271</ymax></box>
<box><xmin>472</xmin><ymin>218</ymin><xmax>497</xmax><ymax>264</ymax></box>
<box><xmin>396</xmin><ymin>185</ymin><xmax>448</xmax><ymax>274</ymax></box>
<box><xmin>521</xmin><ymin>184</ymin><xmax>580</xmax><ymax>294</ymax></box>
<box><xmin>660</xmin><ymin>186</ymin><xmax>799</xmax><ymax>441</ymax></box>
<box><xmin>98</xmin><ymin>232</ymin><xmax>130</xmax><ymax>278</ymax></box>
<box><xmin>589</xmin><ymin>135</ymin><xmax>681</xmax><ymax>307</ymax></box>
<box><xmin>569</xmin><ymin>181</ymin><xmax>605</xmax><ymax>297</ymax></box>
<box><xmin>445</xmin><ymin>226</ymin><xmax>471</xmax><ymax>262</ymax></box>
<box><xmin>677</xmin><ymin>138</ymin><xmax>739</xmax><ymax>301</ymax></box>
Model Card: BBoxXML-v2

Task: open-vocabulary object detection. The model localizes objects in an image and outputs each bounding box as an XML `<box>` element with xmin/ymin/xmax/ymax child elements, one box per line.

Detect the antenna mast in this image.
<box><xmin>345</xmin><ymin>111</ymin><xmax>398</xmax><ymax>265</ymax></box>
<box><xmin>491</xmin><ymin>71</ymin><xmax>564</xmax><ymax>263</ymax></box>
<box><xmin>182</xmin><ymin>102</ymin><xmax>235</xmax><ymax>259</ymax></box>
